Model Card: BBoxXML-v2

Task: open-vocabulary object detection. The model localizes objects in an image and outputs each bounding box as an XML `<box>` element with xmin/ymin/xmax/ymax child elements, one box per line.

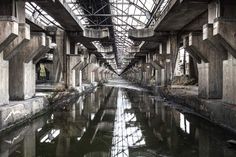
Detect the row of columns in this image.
<box><xmin>124</xmin><ymin>0</ymin><xmax>236</xmax><ymax>104</ymax></box>
<box><xmin>0</xmin><ymin>1</ymin><xmax>53</xmax><ymax>104</ymax></box>
<box><xmin>0</xmin><ymin>0</ymin><xmax>115</xmax><ymax>105</ymax></box>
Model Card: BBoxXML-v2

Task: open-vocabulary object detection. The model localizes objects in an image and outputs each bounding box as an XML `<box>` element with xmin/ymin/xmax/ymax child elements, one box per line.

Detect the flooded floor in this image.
<box><xmin>1</xmin><ymin>80</ymin><xmax>236</xmax><ymax>157</ymax></box>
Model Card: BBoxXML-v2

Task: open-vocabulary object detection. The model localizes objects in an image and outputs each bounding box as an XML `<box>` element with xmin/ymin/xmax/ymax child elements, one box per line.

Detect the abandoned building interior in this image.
<box><xmin>0</xmin><ymin>0</ymin><xmax>236</xmax><ymax>156</ymax></box>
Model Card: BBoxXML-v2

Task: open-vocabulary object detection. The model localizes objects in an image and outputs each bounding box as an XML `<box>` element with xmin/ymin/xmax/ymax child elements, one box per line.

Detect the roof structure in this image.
<box><xmin>25</xmin><ymin>0</ymin><xmax>170</xmax><ymax>74</ymax></box>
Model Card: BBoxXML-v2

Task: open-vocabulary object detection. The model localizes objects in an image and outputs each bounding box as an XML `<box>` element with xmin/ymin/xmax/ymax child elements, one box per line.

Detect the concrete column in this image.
<box><xmin>188</xmin><ymin>33</ymin><xmax>224</xmax><ymax>99</ymax></box>
<box><xmin>0</xmin><ymin>53</ymin><xmax>9</xmax><ymax>105</ymax></box>
<box><xmin>52</xmin><ymin>29</ymin><xmax>64</xmax><ymax>83</ymax></box>
<box><xmin>78</xmin><ymin>70</ymin><xmax>82</xmax><ymax>86</ymax></box>
<box><xmin>24</xmin><ymin>130</ymin><xmax>36</xmax><ymax>157</ymax></box>
<box><xmin>0</xmin><ymin>17</ymin><xmax>18</xmax><ymax>104</ymax></box>
<box><xmin>66</xmin><ymin>55</ymin><xmax>81</xmax><ymax>88</ymax></box>
<box><xmin>86</xmin><ymin>64</ymin><xmax>97</xmax><ymax>83</ymax></box>
<box><xmin>8</xmin><ymin>32</ymin><xmax>46</xmax><ymax>100</ymax></box>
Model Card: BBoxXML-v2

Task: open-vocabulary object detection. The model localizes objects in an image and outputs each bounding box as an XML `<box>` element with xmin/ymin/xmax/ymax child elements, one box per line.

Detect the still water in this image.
<box><xmin>1</xmin><ymin>80</ymin><xmax>236</xmax><ymax>157</ymax></box>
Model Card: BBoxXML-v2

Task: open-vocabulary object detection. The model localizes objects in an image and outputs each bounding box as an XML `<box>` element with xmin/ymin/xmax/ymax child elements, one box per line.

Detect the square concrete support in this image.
<box><xmin>9</xmin><ymin>57</ymin><xmax>35</xmax><ymax>100</ymax></box>
<box><xmin>3</xmin><ymin>23</ymin><xmax>30</xmax><ymax>60</ymax></box>
<box><xmin>0</xmin><ymin>18</ymin><xmax>18</xmax><ymax>52</ymax></box>
<box><xmin>0</xmin><ymin>53</ymin><xmax>9</xmax><ymax>105</ymax></box>
<box><xmin>188</xmin><ymin>33</ymin><xmax>224</xmax><ymax>99</ymax></box>
<box><xmin>87</xmin><ymin>64</ymin><xmax>97</xmax><ymax>83</ymax></box>
<box><xmin>8</xmin><ymin>32</ymin><xmax>47</xmax><ymax>101</ymax></box>
<box><xmin>223</xmin><ymin>55</ymin><xmax>236</xmax><ymax>104</ymax></box>
<box><xmin>66</xmin><ymin>55</ymin><xmax>82</xmax><ymax>88</ymax></box>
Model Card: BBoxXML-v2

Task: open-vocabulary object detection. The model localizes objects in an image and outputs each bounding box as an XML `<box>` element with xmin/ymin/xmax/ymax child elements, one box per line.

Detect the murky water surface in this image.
<box><xmin>1</xmin><ymin>80</ymin><xmax>236</xmax><ymax>157</ymax></box>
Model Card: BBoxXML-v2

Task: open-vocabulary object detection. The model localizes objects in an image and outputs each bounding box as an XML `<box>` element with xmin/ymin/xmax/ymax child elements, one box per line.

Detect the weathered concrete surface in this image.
<box><xmin>154</xmin><ymin>86</ymin><xmax>236</xmax><ymax>132</ymax></box>
<box><xmin>223</xmin><ymin>55</ymin><xmax>236</xmax><ymax>105</ymax></box>
<box><xmin>154</xmin><ymin>0</ymin><xmax>208</xmax><ymax>31</ymax></box>
<box><xmin>8</xmin><ymin>30</ymin><xmax>46</xmax><ymax>100</ymax></box>
<box><xmin>9</xmin><ymin>58</ymin><xmax>36</xmax><ymax>100</ymax></box>
<box><xmin>0</xmin><ymin>97</ymin><xmax>48</xmax><ymax>131</ymax></box>
<box><xmin>128</xmin><ymin>28</ymin><xmax>155</xmax><ymax>40</ymax></box>
<box><xmin>0</xmin><ymin>53</ymin><xmax>9</xmax><ymax>105</ymax></box>
<box><xmin>66</xmin><ymin>55</ymin><xmax>83</xmax><ymax>88</ymax></box>
<box><xmin>33</xmin><ymin>0</ymin><xmax>83</xmax><ymax>31</ymax></box>
<box><xmin>188</xmin><ymin>33</ymin><xmax>224</xmax><ymax>99</ymax></box>
<box><xmin>212</xmin><ymin>18</ymin><xmax>236</xmax><ymax>58</ymax></box>
<box><xmin>3</xmin><ymin>23</ymin><xmax>30</xmax><ymax>60</ymax></box>
<box><xmin>33</xmin><ymin>36</ymin><xmax>52</xmax><ymax>64</ymax></box>
<box><xmin>0</xmin><ymin>18</ymin><xmax>18</xmax><ymax>52</ymax></box>
<box><xmin>83</xmin><ymin>28</ymin><xmax>109</xmax><ymax>39</ymax></box>
<box><xmin>24</xmin><ymin>32</ymin><xmax>46</xmax><ymax>63</ymax></box>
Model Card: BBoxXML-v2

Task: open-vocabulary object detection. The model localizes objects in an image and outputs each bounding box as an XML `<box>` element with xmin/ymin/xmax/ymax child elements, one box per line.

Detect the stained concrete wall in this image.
<box><xmin>223</xmin><ymin>54</ymin><xmax>236</xmax><ymax>104</ymax></box>
<box><xmin>9</xmin><ymin>51</ymin><xmax>35</xmax><ymax>100</ymax></box>
<box><xmin>66</xmin><ymin>55</ymin><xmax>82</xmax><ymax>88</ymax></box>
<box><xmin>0</xmin><ymin>53</ymin><xmax>9</xmax><ymax>105</ymax></box>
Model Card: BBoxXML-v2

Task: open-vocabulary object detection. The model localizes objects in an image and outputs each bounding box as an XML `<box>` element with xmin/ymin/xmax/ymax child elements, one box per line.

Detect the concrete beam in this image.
<box><xmin>154</xmin><ymin>0</ymin><xmax>208</xmax><ymax>31</ymax></box>
<box><xmin>188</xmin><ymin>33</ymin><xmax>209</xmax><ymax>63</ymax></box>
<box><xmin>212</xmin><ymin>18</ymin><xmax>236</xmax><ymax>58</ymax></box>
<box><xmin>33</xmin><ymin>0</ymin><xmax>83</xmax><ymax>31</ymax></box>
<box><xmin>127</xmin><ymin>46</ymin><xmax>140</xmax><ymax>53</ymax></box>
<box><xmin>24</xmin><ymin>32</ymin><xmax>46</xmax><ymax>63</ymax></box>
<box><xmin>203</xmin><ymin>23</ymin><xmax>228</xmax><ymax>60</ymax></box>
<box><xmin>184</xmin><ymin>36</ymin><xmax>201</xmax><ymax>64</ymax></box>
<box><xmin>128</xmin><ymin>28</ymin><xmax>154</xmax><ymax>40</ymax></box>
<box><xmin>33</xmin><ymin>36</ymin><xmax>52</xmax><ymax>64</ymax></box>
<box><xmin>188</xmin><ymin>32</ymin><xmax>225</xmax><ymax>99</ymax></box>
<box><xmin>97</xmin><ymin>46</ymin><xmax>113</xmax><ymax>53</ymax></box>
<box><xmin>83</xmin><ymin>28</ymin><xmax>109</xmax><ymax>39</ymax></box>
<box><xmin>25</xmin><ymin>13</ymin><xmax>45</xmax><ymax>31</ymax></box>
<box><xmin>128</xmin><ymin>28</ymin><xmax>169</xmax><ymax>42</ymax></box>
<box><xmin>3</xmin><ymin>23</ymin><xmax>30</xmax><ymax>60</ymax></box>
<box><xmin>0</xmin><ymin>17</ymin><xmax>18</xmax><ymax>52</ymax></box>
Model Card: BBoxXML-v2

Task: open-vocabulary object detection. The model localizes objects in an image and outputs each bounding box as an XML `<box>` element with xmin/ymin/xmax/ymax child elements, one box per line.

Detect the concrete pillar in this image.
<box><xmin>24</xmin><ymin>130</ymin><xmax>36</xmax><ymax>157</ymax></box>
<box><xmin>196</xmin><ymin>1</ymin><xmax>236</xmax><ymax>101</ymax></box>
<box><xmin>8</xmin><ymin>32</ymin><xmax>45</xmax><ymax>100</ymax></box>
<box><xmin>188</xmin><ymin>33</ymin><xmax>224</xmax><ymax>99</ymax></box>
<box><xmin>0</xmin><ymin>53</ymin><xmax>9</xmax><ymax>105</ymax></box>
<box><xmin>142</xmin><ymin>71</ymin><xmax>147</xmax><ymax>84</ymax></box>
<box><xmin>52</xmin><ymin>29</ymin><xmax>64</xmax><ymax>83</ymax></box>
<box><xmin>0</xmin><ymin>18</ymin><xmax>18</xmax><ymax>104</ymax></box>
<box><xmin>66</xmin><ymin>55</ymin><xmax>81</xmax><ymax>88</ymax></box>
<box><xmin>85</xmin><ymin>64</ymin><xmax>97</xmax><ymax>83</ymax></box>
<box><xmin>211</xmin><ymin>9</ymin><xmax>236</xmax><ymax>103</ymax></box>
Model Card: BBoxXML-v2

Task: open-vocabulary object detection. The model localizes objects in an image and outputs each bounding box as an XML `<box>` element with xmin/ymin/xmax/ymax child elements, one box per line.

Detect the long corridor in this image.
<box><xmin>1</xmin><ymin>80</ymin><xmax>236</xmax><ymax>157</ymax></box>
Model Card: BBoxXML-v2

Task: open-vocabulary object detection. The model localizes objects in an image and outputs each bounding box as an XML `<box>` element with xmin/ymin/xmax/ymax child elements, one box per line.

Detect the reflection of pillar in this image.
<box><xmin>24</xmin><ymin>130</ymin><xmax>36</xmax><ymax>157</ymax></box>
<box><xmin>198</xmin><ymin>129</ymin><xmax>209</xmax><ymax>157</ymax></box>
<box><xmin>56</xmin><ymin>131</ymin><xmax>70</xmax><ymax>157</ymax></box>
<box><xmin>142</xmin><ymin>71</ymin><xmax>147</xmax><ymax>84</ymax></box>
<box><xmin>79</xmin><ymin>70</ymin><xmax>82</xmax><ymax>86</ymax></box>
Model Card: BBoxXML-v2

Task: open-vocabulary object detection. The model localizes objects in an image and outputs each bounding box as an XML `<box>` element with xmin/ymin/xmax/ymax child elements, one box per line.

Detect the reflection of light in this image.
<box><xmin>37</xmin><ymin>128</ymin><xmax>42</xmax><ymax>132</ymax></box>
<box><xmin>51</xmin><ymin>114</ymin><xmax>54</xmax><ymax>120</ymax></box>
<box><xmin>91</xmin><ymin>113</ymin><xmax>95</xmax><ymax>120</ymax></box>
<box><xmin>40</xmin><ymin>129</ymin><xmax>60</xmax><ymax>143</ymax></box>
<box><xmin>180</xmin><ymin>113</ymin><xmax>190</xmax><ymax>134</ymax></box>
<box><xmin>77</xmin><ymin>137</ymin><xmax>81</xmax><ymax>141</ymax></box>
<box><xmin>111</xmin><ymin>89</ymin><xmax>146</xmax><ymax>157</ymax></box>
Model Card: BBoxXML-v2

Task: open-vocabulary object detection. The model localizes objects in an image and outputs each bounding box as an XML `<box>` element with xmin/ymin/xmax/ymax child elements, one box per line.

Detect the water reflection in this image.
<box><xmin>0</xmin><ymin>84</ymin><xmax>236</xmax><ymax>157</ymax></box>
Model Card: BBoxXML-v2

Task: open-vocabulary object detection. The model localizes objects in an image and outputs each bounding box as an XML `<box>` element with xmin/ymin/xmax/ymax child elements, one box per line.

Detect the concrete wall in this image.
<box><xmin>66</xmin><ymin>55</ymin><xmax>82</xmax><ymax>88</ymax></box>
<box><xmin>0</xmin><ymin>53</ymin><xmax>9</xmax><ymax>105</ymax></box>
<box><xmin>223</xmin><ymin>54</ymin><xmax>236</xmax><ymax>104</ymax></box>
